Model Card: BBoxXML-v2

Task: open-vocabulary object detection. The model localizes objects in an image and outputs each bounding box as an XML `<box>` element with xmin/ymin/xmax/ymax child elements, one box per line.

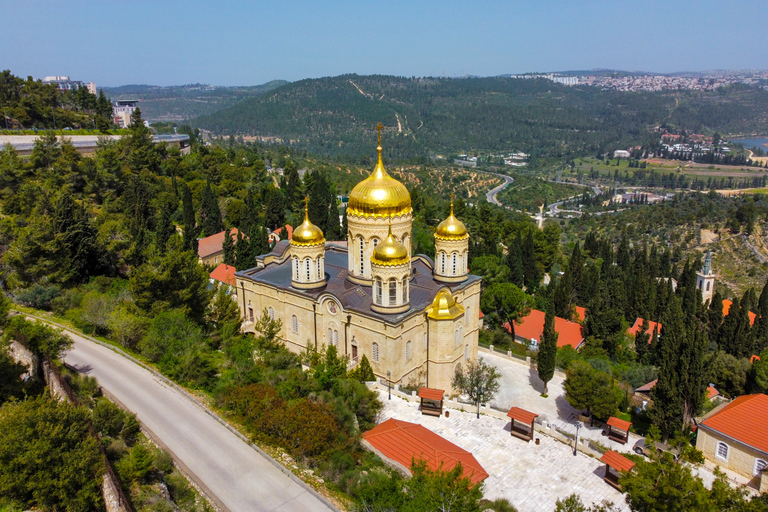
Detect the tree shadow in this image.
<box><xmin>555</xmin><ymin>394</ymin><xmax>579</xmax><ymax>423</ymax></box>
<box><xmin>528</xmin><ymin>366</ymin><xmax>544</xmax><ymax>394</ymax></box>
<box><xmin>68</xmin><ymin>363</ymin><xmax>93</xmax><ymax>374</ymax></box>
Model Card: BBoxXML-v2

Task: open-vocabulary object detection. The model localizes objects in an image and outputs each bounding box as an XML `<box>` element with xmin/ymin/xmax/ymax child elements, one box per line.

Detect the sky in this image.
<box><xmin>2</xmin><ymin>0</ymin><xmax>767</xmax><ymax>87</ymax></box>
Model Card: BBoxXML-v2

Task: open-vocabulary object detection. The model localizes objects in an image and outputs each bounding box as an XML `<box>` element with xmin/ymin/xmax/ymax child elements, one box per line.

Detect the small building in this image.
<box><xmin>267</xmin><ymin>224</ymin><xmax>293</xmax><ymax>245</ymax></box>
<box><xmin>210</xmin><ymin>264</ymin><xmax>237</xmax><ymax>299</ymax></box>
<box><xmin>418</xmin><ymin>387</ymin><xmax>445</xmax><ymax>417</ymax></box>
<box><xmin>503</xmin><ymin>309</ymin><xmax>585</xmax><ymax>350</ymax></box>
<box><xmin>635</xmin><ymin>379</ymin><xmax>720</xmax><ymax>408</ymax></box>
<box><xmin>113</xmin><ymin>99</ymin><xmax>139</xmax><ymax>127</ymax></box>
<box><xmin>600</xmin><ymin>450</ymin><xmax>635</xmax><ymax>490</ymax></box>
<box><xmin>627</xmin><ymin>318</ymin><xmax>662</xmax><ymax>338</ymax></box>
<box><xmin>696</xmin><ymin>394</ymin><xmax>768</xmax><ymax>486</ymax></box>
<box><xmin>722</xmin><ymin>299</ymin><xmax>757</xmax><ymax>325</ymax></box>
<box><xmin>606</xmin><ymin>416</ymin><xmax>631</xmax><ymax>444</ymax></box>
<box><xmin>613</xmin><ymin>150</ymin><xmax>631</xmax><ymax>159</ymax></box>
<box><xmin>506</xmin><ymin>407</ymin><xmax>538</xmax><ymax>442</ymax></box>
<box><xmin>362</xmin><ymin>418</ymin><xmax>488</xmax><ymax>486</ymax></box>
<box><xmin>197</xmin><ymin>229</ymin><xmax>240</xmax><ymax>267</ymax></box>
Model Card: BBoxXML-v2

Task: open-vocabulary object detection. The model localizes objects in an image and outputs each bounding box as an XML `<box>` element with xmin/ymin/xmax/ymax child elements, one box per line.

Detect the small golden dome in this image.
<box><xmin>435</xmin><ymin>196</ymin><xmax>468</xmax><ymax>240</ymax></box>
<box><xmin>427</xmin><ymin>289</ymin><xmax>465</xmax><ymax>320</ymax></box>
<box><xmin>292</xmin><ymin>200</ymin><xmax>325</xmax><ymax>246</ymax></box>
<box><xmin>348</xmin><ymin>128</ymin><xmax>411</xmax><ymax>217</ymax></box>
<box><xmin>372</xmin><ymin>224</ymin><xmax>409</xmax><ymax>266</ymax></box>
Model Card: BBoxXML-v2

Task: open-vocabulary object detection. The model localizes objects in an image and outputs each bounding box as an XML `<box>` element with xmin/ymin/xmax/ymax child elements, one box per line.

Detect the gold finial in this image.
<box><xmin>375</xmin><ymin>122</ymin><xmax>383</xmax><ymax>147</ymax></box>
<box><xmin>450</xmin><ymin>193</ymin><xmax>455</xmax><ymax>215</ymax></box>
<box><xmin>303</xmin><ymin>196</ymin><xmax>309</xmax><ymax>220</ymax></box>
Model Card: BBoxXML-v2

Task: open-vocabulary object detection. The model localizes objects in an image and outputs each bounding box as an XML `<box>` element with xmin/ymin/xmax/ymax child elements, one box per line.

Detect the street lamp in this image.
<box><xmin>476</xmin><ymin>385</ymin><xmax>483</xmax><ymax>419</ymax></box>
<box><xmin>387</xmin><ymin>371</ymin><xmax>391</xmax><ymax>400</ymax></box>
<box><xmin>574</xmin><ymin>421</ymin><xmax>583</xmax><ymax>456</ymax></box>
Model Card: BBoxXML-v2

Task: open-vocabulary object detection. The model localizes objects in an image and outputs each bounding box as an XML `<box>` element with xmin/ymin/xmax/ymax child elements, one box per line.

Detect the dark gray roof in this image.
<box><xmin>235</xmin><ymin>247</ymin><xmax>480</xmax><ymax>325</ymax></box>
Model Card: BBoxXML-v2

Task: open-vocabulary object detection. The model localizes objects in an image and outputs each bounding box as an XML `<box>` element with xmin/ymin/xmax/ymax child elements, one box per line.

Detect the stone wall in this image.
<box><xmin>7</xmin><ymin>340</ymin><xmax>38</xmax><ymax>380</ymax></box>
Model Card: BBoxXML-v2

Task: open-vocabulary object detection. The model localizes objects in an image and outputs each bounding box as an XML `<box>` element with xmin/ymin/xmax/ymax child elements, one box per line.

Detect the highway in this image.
<box><xmin>484</xmin><ymin>173</ymin><xmax>515</xmax><ymax>206</ymax></box>
<box><xmin>60</xmin><ymin>328</ymin><xmax>336</xmax><ymax>512</ymax></box>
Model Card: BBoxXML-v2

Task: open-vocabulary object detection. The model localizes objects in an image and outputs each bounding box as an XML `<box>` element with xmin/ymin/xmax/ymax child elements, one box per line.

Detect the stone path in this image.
<box><xmin>377</xmin><ymin>390</ymin><xmax>629</xmax><ymax>512</ymax></box>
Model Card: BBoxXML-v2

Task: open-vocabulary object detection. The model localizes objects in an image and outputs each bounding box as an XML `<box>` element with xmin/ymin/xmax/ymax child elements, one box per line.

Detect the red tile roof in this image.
<box><xmin>700</xmin><ymin>394</ymin><xmax>768</xmax><ymax>454</ymax></box>
<box><xmin>503</xmin><ymin>309</ymin><xmax>584</xmax><ymax>349</ymax></box>
<box><xmin>210</xmin><ymin>263</ymin><xmax>237</xmax><ymax>287</ymax></box>
<box><xmin>635</xmin><ymin>379</ymin><xmax>718</xmax><ymax>400</ymax></box>
<box><xmin>607</xmin><ymin>416</ymin><xmax>632</xmax><ymax>432</ymax></box>
<box><xmin>627</xmin><ymin>318</ymin><xmax>661</xmax><ymax>337</ymax></box>
<box><xmin>419</xmin><ymin>388</ymin><xmax>445</xmax><ymax>401</ymax></box>
<box><xmin>478</xmin><ymin>311</ymin><xmax>484</xmax><ymax>319</ymax></box>
<box><xmin>197</xmin><ymin>228</ymin><xmax>240</xmax><ymax>259</ymax></box>
<box><xmin>601</xmin><ymin>450</ymin><xmax>635</xmax><ymax>472</ymax></box>
<box><xmin>706</xmin><ymin>386</ymin><xmax>720</xmax><ymax>400</ymax></box>
<box><xmin>362</xmin><ymin>418</ymin><xmax>488</xmax><ymax>486</ymax></box>
<box><xmin>722</xmin><ymin>299</ymin><xmax>757</xmax><ymax>326</ymax></box>
<box><xmin>507</xmin><ymin>407</ymin><xmax>538</xmax><ymax>425</ymax></box>
<box><xmin>752</xmin><ymin>355</ymin><xmax>761</xmax><ymax>363</ymax></box>
<box><xmin>574</xmin><ymin>306</ymin><xmax>587</xmax><ymax>323</ymax></box>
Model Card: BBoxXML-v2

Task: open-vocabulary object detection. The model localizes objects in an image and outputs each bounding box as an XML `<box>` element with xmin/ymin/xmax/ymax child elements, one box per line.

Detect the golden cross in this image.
<box><xmin>303</xmin><ymin>195</ymin><xmax>309</xmax><ymax>210</ymax></box>
<box><xmin>375</xmin><ymin>122</ymin><xmax>383</xmax><ymax>145</ymax></box>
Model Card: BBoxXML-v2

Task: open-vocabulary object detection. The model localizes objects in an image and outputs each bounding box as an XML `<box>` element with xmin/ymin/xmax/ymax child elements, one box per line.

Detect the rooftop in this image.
<box><xmin>506</xmin><ymin>407</ymin><xmax>538</xmax><ymax>425</ymax></box>
<box><xmin>722</xmin><ymin>299</ymin><xmax>757</xmax><ymax>326</ymax></box>
<box><xmin>198</xmin><ymin>228</ymin><xmax>239</xmax><ymax>259</ymax></box>
<box><xmin>210</xmin><ymin>263</ymin><xmax>237</xmax><ymax>287</ymax></box>
<box><xmin>600</xmin><ymin>450</ymin><xmax>635</xmax><ymax>473</ymax></box>
<box><xmin>627</xmin><ymin>318</ymin><xmax>662</xmax><ymax>337</ymax></box>
<box><xmin>700</xmin><ymin>394</ymin><xmax>768</xmax><ymax>454</ymax></box>
<box><xmin>362</xmin><ymin>418</ymin><xmax>488</xmax><ymax>486</ymax></box>
<box><xmin>503</xmin><ymin>309</ymin><xmax>584</xmax><ymax>349</ymax></box>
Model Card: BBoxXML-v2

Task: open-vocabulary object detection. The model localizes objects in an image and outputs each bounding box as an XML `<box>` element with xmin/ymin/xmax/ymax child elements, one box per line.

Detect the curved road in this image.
<box><xmin>62</xmin><ymin>330</ymin><xmax>336</xmax><ymax>512</ymax></box>
<box><xmin>483</xmin><ymin>173</ymin><xmax>514</xmax><ymax>206</ymax></box>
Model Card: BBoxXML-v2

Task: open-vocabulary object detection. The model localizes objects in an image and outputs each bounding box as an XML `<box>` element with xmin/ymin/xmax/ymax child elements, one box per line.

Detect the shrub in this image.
<box><xmin>15</xmin><ymin>284</ymin><xmax>60</xmax><ymax>310</ymax></box>
<box><xmin>92</xmin><ymin>398</ymin><xmax>125</xmax><ymax>437</ymax></box>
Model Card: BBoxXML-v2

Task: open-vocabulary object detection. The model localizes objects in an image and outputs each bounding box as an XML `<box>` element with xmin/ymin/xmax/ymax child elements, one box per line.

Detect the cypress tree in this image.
<box><xmin>200</xmin><ymin>181</ymin><xmax>223</xmax><ymax>237</ymax></box>
<box><xmin>522</xmin><ymin>229</ymin><xmax>539</xmax><ymax>291</ymax></box>
<box><xmin>553</xmin><ymin>268</ymin><xmax>572</xmax><ymax>319</ymax></box>
<box><xmin>538</xmin><ymin>302</ymin><xmax>558</xmax><ymax>395</ymax></box>
<box><xmin>507</xmin><ymin>240</ymin><xmax>525</xmax><ymax>288</ymax></box>
<box><xmin>233</xmin><ymin>232</ymin><xmax>250</xmax><ymax>269</ymax></box>
<box><xmin>651</xmin><ymin>297</ymin><xmax>685</xmax><ymax>441</ymax></box>
<box><xmin>753</xmin><ymin>280</ymin><xmax>768</xmax><ymax>353</ymax></box>
<box><xmin>180</xmin><ymin>181</ymin><xmax>197</xmax><ymax>253</ymax></box>
<box><xmin>222</xmin><ymin>228</ymin><xmax>235</xmax><ymax>266</ymax></box>
<box><xmin>635</xmin><ymin>318</ymin><xmax>650</xmax><ymax>364</ymax></box>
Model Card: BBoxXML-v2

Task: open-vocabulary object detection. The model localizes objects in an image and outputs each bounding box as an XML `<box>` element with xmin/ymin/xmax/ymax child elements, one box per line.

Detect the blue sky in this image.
<box><xmin>2</xmin><ymin>0</ymin><xmax>766</xmax><ymax>87</ymax></box>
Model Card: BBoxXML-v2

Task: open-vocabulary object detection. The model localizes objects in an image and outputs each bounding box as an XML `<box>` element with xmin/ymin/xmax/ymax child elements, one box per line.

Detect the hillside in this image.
<box><xmin>103</xmin><ymin>81</ymin><xmax>288</xmax><ymax>122</ymax></box>
<box><xmin>192</xmin><ymin>74</ymin><xmax>768</xmax><ymax>160</ymax></box>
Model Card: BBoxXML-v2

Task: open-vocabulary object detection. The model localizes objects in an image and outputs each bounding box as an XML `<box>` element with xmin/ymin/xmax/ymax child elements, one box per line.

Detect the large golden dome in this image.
<box><xmin>348</xmin><ymin>137</ymin><xmax>411</xmax><ymax>218</ymax></box>
<box><xmin>435</xmin><ymin>197</ymin><xmax>468</xmax><ymax>240</ymax></box>
<box><xmin>292</xmin><ymin>201</ymin><xmax>325</xmax><ymax>246</ymax></box>
<box><xmin>371</xmin><ymin>225</ymin><xmax>409</xmax><ymax>266</ymax></box>
<box><xmin>427</xmin><ymin>289</ymin><xmax>465</xmax><ymax>320</ymax></box>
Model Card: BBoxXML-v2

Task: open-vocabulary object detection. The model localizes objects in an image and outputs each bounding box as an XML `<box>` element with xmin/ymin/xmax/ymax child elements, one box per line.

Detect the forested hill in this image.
<box><xmin>103</xmin><ymin>81</ymin><xmax>289</xmax><ymax>122</ymax></box>
<box><xmin>192</xmin><ymin>74</ymin><xmax>768</xmax><ymax>160</ymax></box>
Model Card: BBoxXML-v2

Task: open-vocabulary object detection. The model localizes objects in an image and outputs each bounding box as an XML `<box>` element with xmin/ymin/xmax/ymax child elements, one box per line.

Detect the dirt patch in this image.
<box><xmin>700</xmin><ymin>229</ymin><xmax>719</xmax><ymax>244</ymax></box>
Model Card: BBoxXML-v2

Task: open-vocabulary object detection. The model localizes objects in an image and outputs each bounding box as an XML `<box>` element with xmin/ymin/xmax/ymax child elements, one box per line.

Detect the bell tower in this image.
<box><xmin>696</xmin><ymin>249</ymin><xmax>715</xmax><ymax>304</ymax></box>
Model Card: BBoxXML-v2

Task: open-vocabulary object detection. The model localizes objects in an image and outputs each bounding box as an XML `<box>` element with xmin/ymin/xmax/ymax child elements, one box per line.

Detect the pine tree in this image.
<box><xmin>635</xmin><ymin>318</ymin><xmax>650</xmax><ymax>363</ymax></box>
<box><xmin>506</xmin><ymin>240</ymin><xmax>525</xmax><ymax>288</ymax></box>
<box><xmin>522</xmin><ymin>229</ymin><xmax>539</xmax><ymax>291</ymax></box>
<box><xmin>553</xmin><ymin>268</ymin><xmax>572</xmax><ymax>319</ymax></box>
<box><xmin>180</xmin><ymin>181</ymin><xmax>197</xmax><ymax>253</ymax></box>
<box><xmin>222</xmin><ymin>228</ymin><xmax>235</xmax><ymax>266</ymax></box>
<box><xmin>234</xmin><ymin>232</ymin><xmax>250</xmax><ymax>269</ymax></box>
<box><xmin>200</xmin><ymin>181</ymin><xmax>223</xmax><ymax>237</ymax></box>
<box><xmin>753</xmin><ymin>280</ymin><xmax>768</xmax><ymax>353</ymax></box>
<box><xmin>538</xmin><ymin>302</ymin><xmax>558</xmax><ymax>395</ymax></box>
<box><xmin>651</xmin><ymin>297</ymin><xmax>685</xmax><ymax>440</ymax></box>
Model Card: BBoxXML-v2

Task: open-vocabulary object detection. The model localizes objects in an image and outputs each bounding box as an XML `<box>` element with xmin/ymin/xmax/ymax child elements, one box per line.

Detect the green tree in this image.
<box><xmin>3</xmin><ymin>316</ymin><xmax>72</xmax><ymax>360</ymax></box>
<box><xmin>480</xmin><ymin>282</ymin><xmax>533</xmax><ymax>333</ymax></box>
<box><xmin>180</xmin><ymin>180</ymin><xmax>198</xmax><ymax>252</ymax></box>
<box><xmin>538</xmin><ymin>302</ymin><xmax>558</xmax><ymax>395</ymax></box>
<box><xmin>452</xmin><ymin>358</ymin><xmax>501</xmax><ymax>405</ymax></box>
<box><xmin>403</xmin><ymin>459</ymin><xmax>484</xmax><ymax>512</ymax></box>
<box><xmin>199</xmin><ymin>180</ymin><xmax>223</xmax><ymax>237</ymax></box>
<box><xmin>349</xmin><ymin>354</ymin><xmax>376</xmax><ymax>382</ymax></box>
<box><xmin>222</xmin><ymin>227</ymin><xmax>235</xmax><ymax>265</ymax></box>
<box><xmin>564</xmin><ymin>360</ymin><xmax>620</xmax><ymax>421</ymax></box>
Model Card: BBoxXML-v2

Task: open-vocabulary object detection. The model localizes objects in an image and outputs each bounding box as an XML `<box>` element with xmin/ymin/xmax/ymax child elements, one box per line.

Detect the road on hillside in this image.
<box><xmin>483</xmin><ymin>173</ymin><xmax>514</xmax><ymax>206</ymax></box>
<box><xmin>63</xmin><ymin>332</ymin><xmax>336</xmax><ymax>512</ymax></box>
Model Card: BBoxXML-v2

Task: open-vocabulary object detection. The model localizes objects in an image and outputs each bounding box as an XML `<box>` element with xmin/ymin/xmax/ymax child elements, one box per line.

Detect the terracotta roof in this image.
<box><xmin>209</xmin><ymin>263</ymin><xmax>237</xmax><ymax>286</ymax></box>
<box><xmin>607</xmin><ymin>416</ymin><xmax>632</xmax><ymax>432</ymax></box>
<box><xmin>503</xmin><ymin>309</ymin><xmax>584</xmax><ymax>349</ymax></box>
<box><xmin>752</xmin><ymin>355</ymin><xmax>761</xmax><ymax>363</ymax></box>
<box><xmin>362</xmin><ymin>418</ymin><xmax>488</xmax><ymax>486</ymax></box>
<box><xmin>198</xmin><ymin>228</ymin><xmax>240</xmax><ymax>259</ymax></box>
<box><xmin>478</xmin><ymin>311</ymin><xmax>484</xmax><ymax>319</ymax></box>
<box><xmin>419</xmin><ymin>388</ymin><xmax>445</xmax><ymax>401</ymax></box>
<box><xmin>722</xmin><ymin>299</ymin><xmax>757</xmax><ymax>326</ymax></box>
<box><xmin>627</xmin><ymin>318</ymin><xmax>661</xmax><ymax>337</ymax></box>
<box><xmin>700</xmin><ymin>394</ymin><xmax>768</xmax><ymax>454</ymax></box>
<box><xmin>601</xmin><ymin>450</ymin><xmax>635</xmax><ymax>472</ymax></box>
<box><xmin>574</xmin><ymin>306</ymin><xmax>586</xmax><ymax>323</ymax></box>
<box><xmin>636</xmin><ymin>379</ymin><xmax>718</xmax><ymax>400</ymax></box>
<box><xmin>507</xmin><ymin>407</ymin><xmax>538</xmax><ymax>425</ymax></box>
<box><xmin>706</xmin><ymin>386</ymin><xmax>719</xmax><ymax>399</ymax></box>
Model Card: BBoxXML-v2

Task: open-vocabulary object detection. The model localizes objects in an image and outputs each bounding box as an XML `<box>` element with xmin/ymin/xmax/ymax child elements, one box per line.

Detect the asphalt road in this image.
<box><xmin>63</xmin><ymin>331</ymin><xmax>336</xmax><ymax>512</ymax></box>
<box><xmin>484</xmin><ymin>174</ymin><xmax>514</xmax><ymax>205</ymax></box>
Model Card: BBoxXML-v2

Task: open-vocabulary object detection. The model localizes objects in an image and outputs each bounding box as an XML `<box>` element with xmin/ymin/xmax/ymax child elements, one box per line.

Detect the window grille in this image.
<box><xmin>372</xmin><ymin>342</ymin><xmax>379</xmax><ymax>362</ymax></box>
<box><xmin>291</xmin><ymin>315</ymin><xmax>298</xmax><ymax>333</ymax></box>
<box><xmin>405</xmin><ymin>341</ymin><xmax>412</xmax><ymax>361</ymax></box>
<box><xmin>389</xmin><ymin>280</ymin><xmax>397</xmax><ymax>305</ymax></box>
<box><xmin>717</xmin><ymin>442</ymin><xmax>729</xmax><ymax>461</ymax></box>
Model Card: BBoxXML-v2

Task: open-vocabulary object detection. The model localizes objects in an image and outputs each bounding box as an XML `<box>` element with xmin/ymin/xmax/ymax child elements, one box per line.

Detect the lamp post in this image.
<box><xmin>387</xmin><ymin>371</ymin><xmax>391</xmax><ymax>400</ymax></box>
<box><xmin>574</xmin><ymin>421</ymin><xmax>583</xmax><ymax>456</ymax></box>
<box><xmin>476</xmin><ymin>385</ymin><xmax>483</xmax><ymax>419</ymax></box>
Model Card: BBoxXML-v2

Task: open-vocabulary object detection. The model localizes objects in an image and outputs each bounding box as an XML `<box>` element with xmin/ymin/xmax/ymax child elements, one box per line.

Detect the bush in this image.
<box><xmin>15</xmin><ymin>284</ymin><xmax>60</xmax><ymax>310</ymax></box>
<box><xmin>107</xmin><ymin>305</ymin><xmax>146</xmax><ymax>349</ymax></box>
<box><xmin>92</xmin><ymin>398</ymin><xmax>125</xmax><ymax>437</ymax></box>
<box><xmin>117</xmin><ymin>444</ymin><xmax>153</xmax><ymax>483</ymax></box>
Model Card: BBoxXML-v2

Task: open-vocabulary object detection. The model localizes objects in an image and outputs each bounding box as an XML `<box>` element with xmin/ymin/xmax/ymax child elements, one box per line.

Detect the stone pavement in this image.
<box><xmin>480</xmin><ymin>351</ymin><xmax>643</xmax><ymax>455</ymax></box>
<box><xmin>376</xmin><ymin>389</ymin><xmax>629</xmax><ymax>512</ymax></box>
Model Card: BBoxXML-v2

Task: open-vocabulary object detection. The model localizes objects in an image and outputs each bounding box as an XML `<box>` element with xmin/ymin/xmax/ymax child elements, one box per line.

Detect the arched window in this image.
<box><xmin>466</xmin><ymin>307</ymin><xmax>471</xmax><ymax>326</ymax></box>
<box><xmin>454</xmin><ymin>326</ymin><xmax>463</xmax><ymax>347</ymax></box>
<box><xmin>389</xmin><ymin>280</ymin><xmax>397</xmax><ymax>305</ymax></box>
<box><xmin>402</xmin><ymin>277</ymin><xmax>408</xmax><ymax>303</ymax></box>
<box><xmin>334</xmin><ymin>330</ymin><xmax>339</xmax><ymax>346</ymax></box>
<box><xmin>405</xmin><ymin>340</ymin><xmax>412</xmax><ymax>361</ymax></box>
<box><xmin>359</xmin><ymin>238</ymin><xmax>365</xmax><ymax>275</ymax></box>
<box><xmin>328</xmin><ymin>328</ymin><xmax>333</xmax><ymax>345</ymax></box>
<box><xmin>454</xmin><ymin>362</ymin><xmax>462</xmax><ymax>377</ymax></box>
<box><xmin>755</xmin><ymin>458</ymin><xmax>767</xmax><ymax>476</ymax></box>
<box><xmin>452</xmin><ymin>253</ymin><xmax>457</xmax><ymax>275</ymax></box>
<box><xmin>291</xmin><ymin>315</ymin><xmax>298</xmax><ymax>333</ymax></box>
<box><xmin>464</xmin><ymin>251</ymin><xmax>468</xmax><ymax>272</ymax></box>
<box><xmin>294</xmin><ymin>257</ymin><xmax>299</xmax><ymax>280</ymax></box>
<box><xmin>268</xmin><ymin>307</ymin><xmax>275</xmax><ymax>321</ymax></box>
<box><xmin>373</xmin><ymin>238</ymin><xmax>379</xmax><ymax>249</ymax></box>
<box><xmin>716</xmin><ymin>442</ymin><xmax>729</xmax><ymax>461</ymax></box>
<box><xmin>317</xmin><ymin>258</ymin><xmax>322</xmax><ymax>279</ymax></box>
<box><xmin>372</xmin><ymin>342</ymin><xmax>379</xmax><ymax>362</ymax></box>
<box><xmin>706</xmin><ymin>282</ymin><xmax>711</xmax><ymax>291</ymax></box>
<box><xmin>374</xmin><ymin>277</ymin><xmax>382</xmax><ymax>305</ymax></box>
<box><xmin>464</xmin><ymin>344</ymin><xmax>469</xmax><ymax>361</ymax></box>
<box><xmin>441</xmin><ymin>252</ymin><xmax>446</xmax><ymax>274</ymax></box>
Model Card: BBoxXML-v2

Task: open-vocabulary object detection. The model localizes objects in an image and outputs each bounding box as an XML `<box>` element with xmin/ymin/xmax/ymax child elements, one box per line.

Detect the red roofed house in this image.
<box><xmin>209</xmin><ymin>263</ymin><xmax>238</xmax><ymax>303</ymax></box>
<box><xmin>627</xmin><ymin>318</ymin><xmax>661</xmax><ymax>338</ymax></box>
<box><xmin>696</xmin><ymin>394</ymin><xmax>768</xmax><ymax>488</ymax></box>
<box><xmin>722</xmin><ymin>299</ymin><xmax>757</xmax><ymax>326</ymax></box>
<box><xmin>197</xmin><ymin>228</ymin><xmax>240</xmax><ymax>266</ymax></box>
<box><xmin>503</xmin><ymin>309</ymin><xmax>585</xmax><ymax>350</ymax></box>
<box><xmin>574</xmin><ymin>306</ymin><xmax>586</xmax><ymax>323</ymax></box>
<box><xmin>362</xmin><ymin>418</ymin><xmax>488</xmax><ymax>486</ymax></box>
<box><xmin>267</xmin><ymin>224</ymin><xmax>293</xmax><ymax>245</ymax></box>
<box><xmin>635</xmin><ymin>379</ymin><xmax>720</xmax><ymax>407</ymax></box>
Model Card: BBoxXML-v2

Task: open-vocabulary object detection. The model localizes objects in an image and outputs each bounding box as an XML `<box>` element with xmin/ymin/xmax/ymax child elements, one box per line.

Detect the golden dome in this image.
<box><xmin>292</xmin><ymin>200</ymin><xmax>325</xmax><ymax>246</ymax></box>
<box><xmin>435</xmin><ymin>196</ymin><xmax>468</xmax><ymax>240</ymax></box>
<box><xmin>427</xmin><ymin>289</ymin><xmax>465</xmax><ymax>320</ymax></box>
<box><xmin>371</xmin><ymin>224</ymin><xmax>409</xmax><ymax>266</ymax></box>
<box><xmin>347</xmin><ymin>131</ymin><xmax>412</xmax><ymax>217</ymax></box>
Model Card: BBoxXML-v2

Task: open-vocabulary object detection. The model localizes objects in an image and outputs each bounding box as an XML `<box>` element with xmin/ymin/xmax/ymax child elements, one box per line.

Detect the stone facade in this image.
<box><xmin>347</xmin><ymin>211</ymin><xmax>412</xmax><ymax>285</ymax></box>
<box><xmin>697</xmin><ymin>427</ymin><xmax>768</xmax><ymax>483</ymax></box>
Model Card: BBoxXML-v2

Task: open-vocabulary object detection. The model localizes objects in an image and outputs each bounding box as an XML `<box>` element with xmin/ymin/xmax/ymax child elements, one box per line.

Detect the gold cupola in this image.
<box><xmin>292</xmin><ymin>199</ymin><xmax>325</xmax><ymax>246</ymax></box>
<box><xmin>427</xmin><ymin>289</ymin><xmax>465</xmax><ymax>320</ymax></box>
<box><xmin>372</xmin><ymin>223</ymin><xmax>409</xmax><ymax>266</ymax></box>
<box><xmin>347</xmin><ymin>124</ymin><xmax>412</xmax><ymax>218</ymax></box>
<box><xmin>435</xmin><ymin>195</ymin><xmax>468</xmax><ymax>240</ymax></box>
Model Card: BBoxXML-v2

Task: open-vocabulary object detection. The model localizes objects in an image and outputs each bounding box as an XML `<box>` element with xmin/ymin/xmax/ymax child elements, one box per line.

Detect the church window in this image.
<box><xmin>454</xmin><ymin>326</ymin><xmax>463</xmax><ymax>347</ymax></box>
<box><xmin>402</xmin><ymin>277</ymin><xmax>408</xmax><ymax>303</ymax></box>
<box><xmin>317</xmin><ymin>258</ymin><xmax>322</xmax><ymax>279</ymax></box>
<box><xmin>268</xmin><ymin>307</ymin><xmax>275</xmax><ymax>321</ymax></box>
<box><xmin>359</xmin><ymin>238</ymin><xmax>365</xmax><ymax>275</ymax></box>
<box><xmin>405</xmin><ymin>340</ymin><xmax>412</xmax><ymax>361</ymax></box>
<box><xmin>452</xmin><ymin>253</ymin><xmax>457</xmax><ymax>275</ymax></box>
<box><xmin>706</xmin><ymin>282</ymin><xmax>711</xmax><ymax>291</ymax></box>
<box><xmin>375</xmin><ymin>278</ymin><xmax>382</xmax><ymax>305</ymax></box>
<box><xmin>372</xmin><ymin>342</ymin><xmax>379</xmax><ymax>362</ymax></box>
<box><xmin>328</xmin><ymin>328</ymin><xmax>333</xmax><ymax>345</ymax></box>
<box><xmin>373</xmin><ymin>238</ymin><xmax>379</xmax><ymax>249</ymax></box>
<box><xmin>305</xmin><ymin>259</ymin><xmax>311</xmax><ymax>280</ymax></box>
<box><xmin>389</xmin><ymin>280</ymin><xmax>397</xmax><ymax>305</ymax></box>
<box><xmin>291</xmin><ymin>315</ymin><xmax>298</xmax><ymax>333</ymax></box>
<box><xmin>464</xmin><ymin>344</ymin><xmax>469</xmax><ymax>361</ymax></box>
<box><xmin>334</xmin><ymin>330</ymin><xmax>339</xmax><ymax>346</ymax></box>
<box><xmin>294</xmin><ymin>257</ymin><xmax>299</xmax><ymax>280</ymax></box>
<box><xmin>441</xmin><ymin>252</ymin><xmax>446</xmax><ymax>274</ymax></box>
<box><xmin>466</xmin><ymin>307</ymin><xmax>471</xmax><ymax>326</ymax></box>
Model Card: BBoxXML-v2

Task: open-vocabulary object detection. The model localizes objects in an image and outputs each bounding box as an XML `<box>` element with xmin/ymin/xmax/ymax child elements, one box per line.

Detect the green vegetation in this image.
<box><xmin>497</xmin><ymin>174</ymin><xmax>586</xmax><ymax>212</ymax></box>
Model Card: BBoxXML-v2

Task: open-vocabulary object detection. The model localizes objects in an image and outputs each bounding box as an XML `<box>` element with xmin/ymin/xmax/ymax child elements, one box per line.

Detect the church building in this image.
<box><xmin>234</xmin><ymin>131</ymin><xmax>482</xmax><ymax>391</ymax></box>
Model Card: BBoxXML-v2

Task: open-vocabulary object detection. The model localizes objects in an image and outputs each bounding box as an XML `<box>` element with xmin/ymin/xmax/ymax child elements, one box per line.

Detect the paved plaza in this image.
<box><xmin>377</xmin><ymin>389</ymin><xmax>629</xmax><ymax>512</ymax></box>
